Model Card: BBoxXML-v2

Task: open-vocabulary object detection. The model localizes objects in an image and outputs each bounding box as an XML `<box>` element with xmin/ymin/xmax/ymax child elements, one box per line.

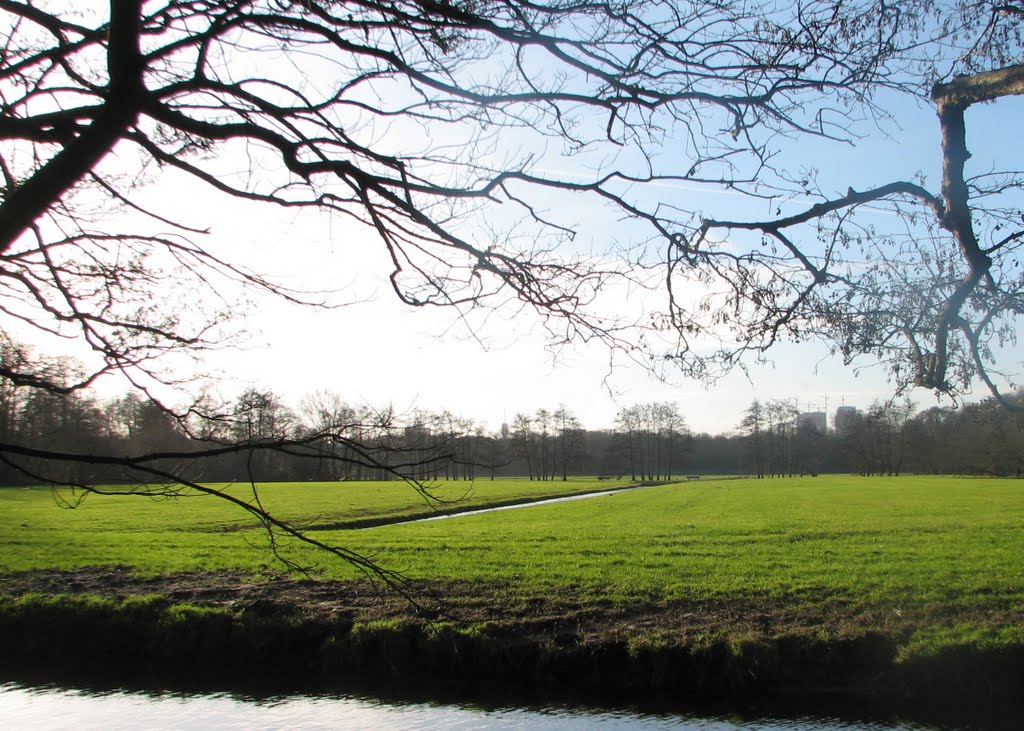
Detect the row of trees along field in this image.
<box><xmin>703</xmin><ymin>397</ymin><xmax>1024</xmax><ymax>478</ymax></box>
<box><xmin>4</xmin><ymin>341</ymin><xmax>1024</xmax><ymax>485</ymax></box>
<box><xmin>0</xmin><ymin>340</ymin><xmax>691</xmax><ymax>484</ymax></box>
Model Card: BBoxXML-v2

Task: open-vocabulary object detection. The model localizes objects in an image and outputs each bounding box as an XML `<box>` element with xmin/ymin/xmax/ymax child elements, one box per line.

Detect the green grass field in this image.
<box><xmin>348</xmin><ymin>475</ymin><xmax>1024</xmax><ymax>606</ymax></box>
<box><xmin>2</xmin><ymin>474</ymin><xmax>1022</xmax><ymax>654</ymax></box>
<box><xmin>0</xmin><ymin>477</ymin><xmax>638</xmax><ymax>574</ymax></box>
<box><xmin>2</xmin><ymin>474</ymin><xmax>1021</xmax><ymax>602</ymax></box>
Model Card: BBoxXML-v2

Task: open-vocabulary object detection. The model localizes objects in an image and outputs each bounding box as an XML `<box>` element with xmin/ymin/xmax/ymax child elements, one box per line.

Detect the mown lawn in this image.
<box><xmin>337</xmin><ymin>475</ymin><xmax>1024</xmax><ymax>611</ymax></box>
<box><xmin>0</xmin><ymin>477</ymin><xmax>638</xmax><ymax>574</ymax></box>
<box><xmin>3</xmin><ymin>475</ymin><xmax>1022</xmax><ymax>623</ymax></box>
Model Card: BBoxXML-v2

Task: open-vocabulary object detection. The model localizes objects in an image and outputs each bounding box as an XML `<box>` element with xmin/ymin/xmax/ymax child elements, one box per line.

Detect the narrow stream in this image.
<box><xmin>417</xmin><ymin>483</ymin><xmax>650</xmax><ymax>522</ymax></box>
<box><xmin>411</xmin><ymin>477</ymin><xmax>738</xmax><ymax>525</ymax></box>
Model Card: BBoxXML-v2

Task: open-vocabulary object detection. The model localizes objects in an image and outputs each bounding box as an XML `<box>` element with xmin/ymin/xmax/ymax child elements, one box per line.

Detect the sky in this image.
<box><xmin>20</xmin><ymin>10</ymin><xmax>1024</xmax><ymax>437</ymax></box>
<box><xmin>132</xmin><ymin>89</ymin><xmax>1018</xmax><ymax>437</ymax></box>
<box><xmin>137</xmin><ymin>161</ymin><xmax>943</xmax><ymax>436</ymax></box>
<box><xmin>67</xmin><ymin>89</ymin><xmax>1020</xmax><ymax>437</ymax></box>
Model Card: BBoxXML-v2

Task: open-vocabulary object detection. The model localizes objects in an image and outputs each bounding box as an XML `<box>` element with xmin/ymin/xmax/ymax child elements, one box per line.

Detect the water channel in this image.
<box><xmin>0</xmin><ymin>681</ymin><xmax>989</xmax><ymax>730</ymax></box>
<box><xmin>417</xmin><ymin>483</ymin><xmax>651</xmax><ymax>522</ymax></box>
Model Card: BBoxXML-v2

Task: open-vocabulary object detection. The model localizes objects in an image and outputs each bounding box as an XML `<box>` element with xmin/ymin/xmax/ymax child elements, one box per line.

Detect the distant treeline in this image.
<box><xmin>2</xmin><ymin>350</ymin><xmax>1023</xmax><ymax>484</ymax></box>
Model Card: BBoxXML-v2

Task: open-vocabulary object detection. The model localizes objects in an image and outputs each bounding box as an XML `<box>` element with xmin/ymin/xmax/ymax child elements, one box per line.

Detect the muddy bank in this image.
<box><xmin>1</xmin><ymin>568</ymin><xmax>1022</xmax><ymax>716</ymax></box>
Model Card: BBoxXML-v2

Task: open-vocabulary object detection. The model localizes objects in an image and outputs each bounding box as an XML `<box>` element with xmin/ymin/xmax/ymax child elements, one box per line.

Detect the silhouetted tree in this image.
<box><xmin>738</xmin><ymin>400</ymin><xmax>767</xmax><ymax>478</ymax></box>
<box><xmin>5</xmin><ymin>0</ymin><xmax>1021</xmax><ymax>578</ymax></box>
<box><xmin>690</xmin><ymin>2</ymin><xmax>1024</xmax><ymax>405</ymax></box>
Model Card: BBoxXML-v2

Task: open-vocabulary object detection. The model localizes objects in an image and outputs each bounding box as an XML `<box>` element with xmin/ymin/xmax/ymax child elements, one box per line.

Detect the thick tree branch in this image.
<box><xmin>932</xmin><ymin>63</ymin><xmax>1024</xmax><ymax>106</ymax></box>
<box><xmin>0</xmin><ymin>0</ymin><xmax>143</xmax><ymax>254</ymax></box>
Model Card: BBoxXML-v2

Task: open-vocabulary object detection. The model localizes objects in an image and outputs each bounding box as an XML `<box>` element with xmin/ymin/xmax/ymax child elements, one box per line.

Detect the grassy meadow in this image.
<box><xmin>3</xmin><ymin>475</ymin><xmax>1022</xmax><ymax>618</ymax></box>
<box><xmin>2</xmin><ymin>473</ymin><xmax>1022</xmax><ymax>703</ymax></box>
<box><xmin>0</xmin><ymin>477</ymin><xmax>637</xmax><ymax>575</ymax></box>
<box><xmin>345</xmin><ymin>475</ymin><xmax>1024</xmax><ymax>610</ymax></box>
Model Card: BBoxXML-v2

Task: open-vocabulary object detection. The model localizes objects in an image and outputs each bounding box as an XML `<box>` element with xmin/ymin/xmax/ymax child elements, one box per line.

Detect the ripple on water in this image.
<box><xmin>0</xmin><ymin>682</ymin><xmax>957</xmax><ymax>731</ymax></box>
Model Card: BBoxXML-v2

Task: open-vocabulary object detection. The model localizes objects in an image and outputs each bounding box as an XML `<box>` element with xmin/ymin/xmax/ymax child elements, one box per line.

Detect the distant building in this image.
<box><xmin>833</xmin><ymin>406</ymin><xmax>859</xmax><ymax>436</ymax></box>
<box><xmin>404</xmin><ymin>423</ymin><xmax>431</xmax><ymax>444</ymax></box>
<box><xmin>798</xmin><ymin>411</ymin><xmax>827</xmax><ymax>433</ymax></box>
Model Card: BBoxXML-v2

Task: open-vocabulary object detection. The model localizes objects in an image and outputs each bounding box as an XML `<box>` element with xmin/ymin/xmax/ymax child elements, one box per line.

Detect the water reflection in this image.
<box><xmin>0</xmin><ymin>682</ymin><xmax>952</xmax><ymax>731</ymax></box>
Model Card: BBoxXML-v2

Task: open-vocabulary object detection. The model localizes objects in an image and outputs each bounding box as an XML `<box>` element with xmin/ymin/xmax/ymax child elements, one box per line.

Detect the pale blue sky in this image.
<box><xmin>167</xmin><ymin>88</ymin><xmax>1024</xmax><ymax>435</ymax></box>
<box><xmin>23</xmin><ymin>12</ymin><xmax>1022</xmax><ymax>436</ymax></box>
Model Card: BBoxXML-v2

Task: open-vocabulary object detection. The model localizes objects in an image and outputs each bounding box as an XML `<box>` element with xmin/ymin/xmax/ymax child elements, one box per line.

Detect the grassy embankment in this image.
<box><xmin>1</xmin><ymin>475</ymin><xmax>1022</xmax><ymax>705</ymax></box>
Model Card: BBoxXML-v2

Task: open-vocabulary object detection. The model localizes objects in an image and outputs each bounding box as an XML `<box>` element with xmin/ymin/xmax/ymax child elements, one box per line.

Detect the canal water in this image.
<box><xmin>0</xmin><ymin>682</ymin><xmax>972</xmax><ymax>730</ymax></box>
<box><xmin>417</xmin><ymin>484</ymin><xmax>650</xmax><ymax>522</ymax></box>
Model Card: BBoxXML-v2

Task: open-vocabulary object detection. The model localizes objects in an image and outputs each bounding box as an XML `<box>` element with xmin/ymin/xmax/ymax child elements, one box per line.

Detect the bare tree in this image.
<box><xmin>687</xmin><ymin>2</ymin><xmax>1024</xmax><ymax>405</ymax></box>
<box><xmin>763</xmin><ymin>398</ymin><xmax>798</xmax><ymax>478</ymax></box>
<box><xmin>613</xmin><ymin>405</ymin><xmax>641</xmax><ymax>481</ymax></box>
<box><xmin>0</xmin><ymin>1</ymin><xmax>920</xmax><ymax>394</ymax></box>
<box><xmin>738</xmin><ymin>400</ymin><xmax>766</xmax><ymax>479</ymax></box>
<box><xmin>298</xmin><ymin>389</ymin><xmax>360</xmax><ymax>480</ymax></box>
<box><xmin>2</xmin><ymin>0</ymin><xmax>994</xmax><ymax>576</ymax></box>
<box><xmin>552</xmin><ymin>404</ymin><xmax>583</xmax><ymax>481</ymax></box>
<box><xmin>614</xmin><ymin>401</ymin><xmax>687</xmax><ymax>480</ymax></box>
<box><xmin>510</xmin><ymin>412</ymin><xmax>537</xmax><ymax>480</ymax></box>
